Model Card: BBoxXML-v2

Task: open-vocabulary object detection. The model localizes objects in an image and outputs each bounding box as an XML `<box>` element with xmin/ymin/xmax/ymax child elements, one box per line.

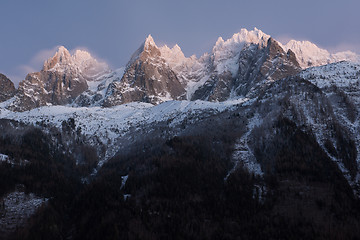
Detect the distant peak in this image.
<box><xmin>43</xmin><ymin>46</ymin><xmax>72</xmax><ymax>71</ymax></box>
<box><xmin>212</xmin><ymin>27</ymin><xmax>271</xmax><ymax>58</ymax></box>
<box><xmin>56</xmin><ymin>46</ymin><xmax>71</xmax><ymax>56</ymax></box>
<box><xmin>235</xmin><ymin>27</ymin><xmax>270</xmax><ymax>44</ymax></box>
<box><xmin>126</xmin><ymin>35</ymin><xmax>160</xmax><ymax>68</ymax></box>
<box><xmin>41</xmin><ymin>46</ymin><xmax>110</xmax><ymax>75</ymax></box>
<box><xmin>145</xmin><ymin>34</ymin><xmax>154</xmax><ymax>41</ymax></box>
<box><xmin>285</xmin><ymin>40</ymin><xmax>318</xmax><ymax>48</ymax></box>
<box><xmin>252</xmin><ymin>27</ymin><xmax>263</xmax><ymax>34</ymax></box>
<box><xmin>159</xmin><ymin>43</ymin><xmax>182</xmax><ymax>53</ymax></box>
<box><xmin>51</xmin><ymin>46</ymin><xmax>72</xmax><ymax>62</ymax></box>
<box><xmin>57</xmin><ymin>45</ymin><xmax>67</xmax><ymax>51</ymax></box>
<box><xmin>215</xmin><ymin>37</ymin><xmax>224</xmax><ymax>46</ymax></box>
<box><xmin>159</xmin><ymin>42</ymin><xmax>186</xmax><ymax>64</ymax></box>
<box><xmin>144</xmin><ymin>34</ymin><xmax>156</xmax><ymax>48</ymax></box>
<box><xmin>162</xmin><ymin>44</ymin><xmax>171</xmax><ymax>50</ymax></box>
<box><xmin>213</xmin><ymin>28</ymin><xmax>270</xmax><ymax>50</ymax></box>
<box><xmin>74</xmin><ymin>49</ymin><xmax>91</xmax><ymax>56</ymax></box>
<box><xmin>73</xmin><ymin>49</ymin><xmax>93</xmax><ymax>62</ymax></box>
<box><xmin>173</xmin><ymin>44</ymin><xmax>181</xmax><ymax>51</ymax></box>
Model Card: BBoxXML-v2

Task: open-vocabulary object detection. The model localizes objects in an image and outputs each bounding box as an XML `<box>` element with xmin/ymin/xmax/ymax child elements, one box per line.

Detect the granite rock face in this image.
<box><xmin>102</xmin><ymin>35</ymin><xmax>185</xmax><ymax>107</ymax></box>
<box><xmin>0</xmin><ymin>74</ymin><xmax>16</xmax><ymax>102</ymax></box>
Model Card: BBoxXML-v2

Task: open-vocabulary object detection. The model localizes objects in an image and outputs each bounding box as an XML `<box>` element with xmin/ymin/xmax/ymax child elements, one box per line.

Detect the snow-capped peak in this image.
<box><xmin>215</xmin><ymin>37</ymin><xmax>225</xmax><ymax>46</ymax></box>
<box><xmin>43</xmin><ymin>46</ymin><xmax>73</xmax><ymax>71</ymax></box>
<box><xmin>160</xmin><ymin>44</ymin><xmax>186</xmax><ymax>65</ymax></box>
<box><xmin>73</xmin><ymin>50</ymin><xmax>93</xmax><ymax>64</ymax></box>
<box><xmin>332</xmin><ymin>51</ymin><xmax>360</xmax><ymax>63</ymax></box>
<box><xmin>212</xmin><ymin>28</ymin><xmax>270</xmax><ymax>54</ymax></box>
<box><xmin>233</xmin><ymin>28</ymin><xmax>270</xmax><ymax>46</ymax></box>
<box><xmin>211</xmin><ymin>28</ymin><xmax>270</xmax><ymax>76</ymax></box>
<box><xmin>282</xmin><ymin>40</ymin><xmax>331</xmax><ymax>68</ymax></box>
<box><xmin>158</xmin><ymin>42</ymin><xmax>207</xmax><ymax>84</ymax></box>
<box><xmin>285</xmin><ymin>40</ymin><xmax>320</xmax><ymax>51</ymax></box>
<box><xmin>42</xmin><ymin>46</ymin><xmax>110</xmax><ymax>79</ymax></box>
<box><xmin>57</xmin><ymin>46</ymin><xmax>71</xmax><ymax>55</ymax></box>
<box><xmin>282</xmin><ymin>39</ymin><xmax>360</xmax><ymax>68</ymax></box>
<box><xmin>160</xmin><ymin>44</ymin><xmax>184</xmax><ymax>56</ymax></box>
<box><xmin>172</xmin><ymin>44</ymin><xmax>182</xmax><ymax>52</ymax></box>
<box><xmin>75</xmin><ymin>52</ymin><xmax>110</xmax><ymax>80</ymax></box>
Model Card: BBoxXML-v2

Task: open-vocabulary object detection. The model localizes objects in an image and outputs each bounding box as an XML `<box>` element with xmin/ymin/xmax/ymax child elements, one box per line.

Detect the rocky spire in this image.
<box><xmin>144</xmin><ymin>34</ymin><xmax>156</xmax><ymax>50</ymax></box>
<box><xmin>43</xmin><ymin>46</ymin><xmax>73</xmax><ymax>71</ymax></box>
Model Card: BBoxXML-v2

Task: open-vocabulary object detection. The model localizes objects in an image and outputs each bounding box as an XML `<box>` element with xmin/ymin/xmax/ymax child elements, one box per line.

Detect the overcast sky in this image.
<box><xmin>1</xmin><ymin>0</ymin><xmax>359</xmax><ymax>85</ymax></box>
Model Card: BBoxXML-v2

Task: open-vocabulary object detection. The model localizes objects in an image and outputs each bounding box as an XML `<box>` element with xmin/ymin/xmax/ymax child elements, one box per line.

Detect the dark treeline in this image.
<box><xmin>0</xmin><ymin>115</ymin><xmax>360</xmax><ymax>239</ymax></box>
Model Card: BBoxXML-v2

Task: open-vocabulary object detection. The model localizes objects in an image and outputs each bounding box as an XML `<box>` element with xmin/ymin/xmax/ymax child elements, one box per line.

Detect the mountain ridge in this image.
<box><xmin>1</xmin><ymin>27</ymin><xmax>359</xmax><ymax>112</ymax></box>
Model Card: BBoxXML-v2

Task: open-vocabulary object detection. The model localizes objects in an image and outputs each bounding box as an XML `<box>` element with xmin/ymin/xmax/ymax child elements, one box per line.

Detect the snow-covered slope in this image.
<box><xmin>159</xmin><ymin>43</ymin><xmax>208</xmax><ymax>99</ymax></box>
<box><xmin>0</xmin><ymin>190</ymin><xmax>47</xmax><ymax>237</ymax></box>
<box><xmin>300</xmin><ymin>62</ymin><xmax>360</xmax><ymax>184</ymax></box>
<box><xmin>301</xmin><ymin>61</ymin><xmax>360</xmax><ymax>98</ymax></box>
<box><xmin>73</xmin><ymin>67</ymin><xmax>125</xmax><ymax>107</ymax></box>
<box><xmin>0</xmin><ymin>98</ymin><xmax>248</xmax><ymax>165</ymax></box>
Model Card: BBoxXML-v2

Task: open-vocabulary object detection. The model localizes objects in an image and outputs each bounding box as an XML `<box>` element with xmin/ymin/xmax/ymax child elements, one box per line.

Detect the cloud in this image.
<box><xmin>10</xmin><ymin>46</ymin><xmax>60</xmax><ymax>86</ymax></box>
<box><xmin>328</xmin><ymin>42</ymin><xmax>360</xmax><ymax>54</ymax></box>
<box><xmin>274</xmin><ymin>34</ymin><xmax>294</xmax><ymax>45</ymax></box>
<box><xmin>9</xmin><ymin>45</ymin><xmax>111</xmax><ymax>87</ymax></box>
<box><xmin>71</xmin><ymin>45</ymin><xmax>111</xmax><ymax>66</ymax></box>
<box><xmin>70</xmin><ymin>46</ymin><xmax>92</xmax><ymax>55</ymax></box>
<box><xmin>29</xmin><ymin>47</ymin><xmax>60</xmax><ymax>69</ymax></box>
<box><xmin>274</xmin><ymin>34</ymin><xmax>314</xmax><ymax>46</ymax></box>
<box><xmin>18</xmin><ymin>65</ymin><xmax>37</xmax><ymax>75</ymax></box>
<box><xmin>274</xmin><ymin>33</ymin><xmax>360</xmax><ymax>56</ymax></box>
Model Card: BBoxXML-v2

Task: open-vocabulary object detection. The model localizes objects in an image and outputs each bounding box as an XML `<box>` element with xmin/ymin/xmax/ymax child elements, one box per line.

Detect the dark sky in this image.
<box><xmin>1</xmin><ymin>0</ymin><xmax>359</xmax><ymax>84</ymax></box>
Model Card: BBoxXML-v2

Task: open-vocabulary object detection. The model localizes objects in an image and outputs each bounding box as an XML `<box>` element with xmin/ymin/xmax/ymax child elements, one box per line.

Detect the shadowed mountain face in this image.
<box><xmin>102</xmin><ymin>35</ymin><xmax>186</xmax><ymax>107</ymax></box>
<box><xmin>0</xmin><ymin>74</ymin><xmax>16</xmax><ymax>102</ymax></box>
<box><xmin>192</xmin><ymin>38</ymin><xmax>301</xmax><ymax>101</ymax></box>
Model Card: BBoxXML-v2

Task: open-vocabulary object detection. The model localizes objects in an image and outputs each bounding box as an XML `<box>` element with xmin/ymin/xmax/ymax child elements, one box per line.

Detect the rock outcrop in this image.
<box><xmin>0</xmin><ymin>74</ymin><xmax>16</xmax><ymax>102</ymax></box>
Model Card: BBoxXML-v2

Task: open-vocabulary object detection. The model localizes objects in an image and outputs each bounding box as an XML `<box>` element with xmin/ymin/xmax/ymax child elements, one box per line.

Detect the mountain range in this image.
<box><xmin>1</xmin><ymin>28</ymin><xmax>360</xmax><ymax>239</ymax></box>
<box><xmin>1</xmin><ymin>28</ymin><xmax>359</xmax><ymax>112</ymax></box>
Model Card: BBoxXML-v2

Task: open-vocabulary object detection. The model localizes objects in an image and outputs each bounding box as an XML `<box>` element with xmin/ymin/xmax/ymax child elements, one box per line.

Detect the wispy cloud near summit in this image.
<box><xmin>9</xmin><ymin>46</ymin><xmax>110</xmax><ymax>86</ymax></box>
<box><xmin>9</xmin><ymin>46</ymin><xmax>59</xmax><ymax>86</ymax></box>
